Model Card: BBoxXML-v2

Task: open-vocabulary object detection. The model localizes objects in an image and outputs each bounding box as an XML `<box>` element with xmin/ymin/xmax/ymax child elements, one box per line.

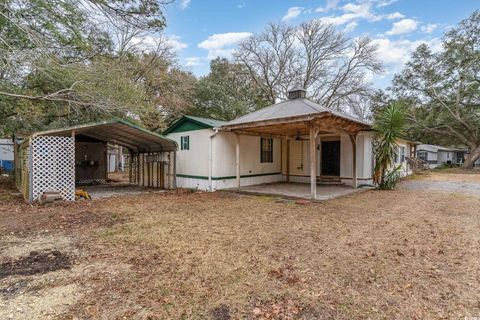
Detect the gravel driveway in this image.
<box><xmin>399</xmin><ymin>172</ymin><xmax>480</xmax><ymax>196</ymax></box>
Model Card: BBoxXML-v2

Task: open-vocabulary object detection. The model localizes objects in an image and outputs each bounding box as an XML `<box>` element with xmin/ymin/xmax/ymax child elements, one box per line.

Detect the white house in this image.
<box><xmin>165</xmin><ymin>89</ymin><xmax>417</xmax><ymax>199</ymax></box>
<box><xmin>416</xmin><ymin>144</ymin><xmax>464</xmax><ymax>168</ymax></box>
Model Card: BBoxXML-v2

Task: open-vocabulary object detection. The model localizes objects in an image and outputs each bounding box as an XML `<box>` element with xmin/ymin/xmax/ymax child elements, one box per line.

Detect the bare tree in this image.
<box><xmin>234</xmin><ymin>20</ymin><xmax>383</xmax><ymax>117</ymax></box>
<box><xmin>235</xmin><ymin>23</ymin><xmax>296</xmax><ymax>104</ymax></box>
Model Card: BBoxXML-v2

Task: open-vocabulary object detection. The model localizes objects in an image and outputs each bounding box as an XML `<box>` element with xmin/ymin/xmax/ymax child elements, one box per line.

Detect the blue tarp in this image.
<box><xmin>0</xmin><ymin>160</ymin><xmax>13</xmax><ymax>172</ymax></box>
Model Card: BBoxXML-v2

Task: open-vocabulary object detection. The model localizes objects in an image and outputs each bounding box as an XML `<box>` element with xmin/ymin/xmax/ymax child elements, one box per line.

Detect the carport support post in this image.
<box><xmin>350</xmin><ymin>134</ymin><xmax>358</xmax><ymax>189</ymax></box>
<box><xmin>310</xmin><ymin>124</ymin><xmax>317</xmax><ymax>200</ymax></box>
<box><xmin>235</xmin><ymin>133</ymin><xmax>240</xmax><ymax>190</ymax></box>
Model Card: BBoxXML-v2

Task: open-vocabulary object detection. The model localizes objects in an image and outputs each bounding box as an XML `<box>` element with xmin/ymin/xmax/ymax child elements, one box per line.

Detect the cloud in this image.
<box><xmin>421</xmin><ymin>23</ymin><xmax>438</xmax><ymax>34</ymax></box>
<box><xmin>344</xmin><ymin>21</ymin><xmax>358</xmax><ymax>33</ymax></box>
<box><xmin>165</xmin><ymin>35</ymin><xmax>188</xmax><ymax>51</ymax></box>
<box><xmin>179</xmin><ymin>0</ymin><xmax>191</xmax><ymax>10</ymax></box>
<box><xmin>386</xmin><ymin>18</ymin><xmax>418</xmax><ymax>35</ymax></box>
<box><xmin>316</xmin><ymin>1</ymin><xmax>408</xmax><ymax>29</ymax></box>
<box><xmin>372</xmin><ymin>37</ymin><xmax>441</xmax><ymax>68</ymax></box>
<box><xmin>316</xmin><ymin>0</ymin><xmax>339</xmax><ymax>13</ymax></box>
<box><xmin>386</xmin><ymin>12</ymin><xmax>404</xmax><ymax>20</ymax></box>
<box><xmin>317</xmin><ymin>2</ymin><xmax>381</xmax><ymax>26</ymax></box>
<box><xmin>185</xmin><ymin>57</ymin><xmax>203</xmax><ymax>67</ymax></box>
<box><xmin>198</xmin><ymin>32</ymin><xmax>252</xmax><ymax>59</ymax></box>
<box><xmin>283</xmin><ymin>7</ymin><xmax>303</xmax><ymax>21</ymax></box>
<box><xmin>375</xmin><ymin>0</ymin><xmax>398</xmax><ymax>8</ymax></box>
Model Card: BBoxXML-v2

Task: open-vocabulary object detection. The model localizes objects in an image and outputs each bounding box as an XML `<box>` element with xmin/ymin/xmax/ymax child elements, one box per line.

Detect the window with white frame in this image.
<box><xmin>395</xmin><ymin>146</ymin><xmax>406</xmax><ymax>163</ymax></box>
<box><xmin>180</xmin><ymin>136</ymin><xmax>189</xmax><ymax>150</ymax></box>
<box><xmin>399</xmin><ymin>146</ymin><xmax>405</xmax><ymax>162</ymax></box>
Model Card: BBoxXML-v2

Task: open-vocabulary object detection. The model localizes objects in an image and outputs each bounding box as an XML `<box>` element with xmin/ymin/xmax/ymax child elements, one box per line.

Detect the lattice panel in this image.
<box><xmin>31</xmin><ymin>136</ymin><xmax>75</xmax><ymax>201</ymax></box>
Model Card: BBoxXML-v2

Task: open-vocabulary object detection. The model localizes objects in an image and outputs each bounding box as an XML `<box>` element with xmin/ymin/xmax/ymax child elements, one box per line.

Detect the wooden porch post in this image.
<box><xmin>235</xmin><ymin>134</ymin><xmax>240</xmax><ymax>190</ymax></box>
<box><xmin>310</xmin><ymin>124</ymin><xmax>317</xmax><ymax>199</ymax></box>
<box><xmin>172</xmin><ymin>151</ymin><xmax>177</xmax><ymax>189</ymax></box>
<box><xmin>350</xmin><ymin>134</ymin><xmax>357</xmax><ymax>189</ymax></box>
<box><xmin>286</xmin><ymin>136</ymin><xmax>290</xmax><ymax>183</ymax></box>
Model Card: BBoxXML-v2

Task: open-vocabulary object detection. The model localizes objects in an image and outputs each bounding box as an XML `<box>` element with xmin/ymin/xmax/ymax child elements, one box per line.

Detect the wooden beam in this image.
<box><xmin>235</xmin><ymin>134</ymin><xmax>240</xmax><ymax>190</ymax></box>
<box><xmin>310</xmin><ymin>123</ymin><xmax>317</xmax><ymax>199</ymax></box>
<box><xmin>350</xmin><ymin>134</ymin><xmax>357</xmax><ymax>188</ymax></box>
<box><xmin>286</xmin><ymin>136</ymin><xmax>290</xmax><ymax>183</ymax></box>
<box><xmin>172</xmin><ymin>151</ymin><xmax>177</xmax><ymax>189</ymax></box>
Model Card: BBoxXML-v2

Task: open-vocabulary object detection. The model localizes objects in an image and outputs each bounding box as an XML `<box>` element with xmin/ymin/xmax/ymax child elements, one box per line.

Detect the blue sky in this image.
<box><xmin>161</xmin><ymin>0</ymin><xmax>478</xmax><ymax>88</ymax></box>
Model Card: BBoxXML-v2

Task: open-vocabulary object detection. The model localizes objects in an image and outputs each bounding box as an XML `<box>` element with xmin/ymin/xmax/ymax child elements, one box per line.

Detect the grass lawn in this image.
<box><xmin>0</xmin><ymin>173</ymin><xmax>479</xmax><ymax>319</ymax></box>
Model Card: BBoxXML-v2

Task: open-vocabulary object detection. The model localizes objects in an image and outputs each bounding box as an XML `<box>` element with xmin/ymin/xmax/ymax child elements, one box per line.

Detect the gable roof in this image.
<box><xmin>164</xmin><ymin>115</ymin><xmax>226</xmax><ymax>134</ymax></box>
<box><xmin>222</xmin><ymin>98</ymin><xmax>370</xmax><ymax>129</ymax></box>
<box><xmin>417</xmin><ymin>144</ymin><xmax>463</xmax><ymax>153</ymax></box>
<box><xmin>32</xmin><ymin>119</ymin><xmax>177</xmax><ymax>153</ymax></box>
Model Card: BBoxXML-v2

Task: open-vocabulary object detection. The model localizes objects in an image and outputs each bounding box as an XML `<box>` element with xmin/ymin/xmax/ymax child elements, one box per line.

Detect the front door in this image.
<box><xmin>321</xmin><ymin>141</ymin><xmax>340</xmax><ymax>176</ymax></box>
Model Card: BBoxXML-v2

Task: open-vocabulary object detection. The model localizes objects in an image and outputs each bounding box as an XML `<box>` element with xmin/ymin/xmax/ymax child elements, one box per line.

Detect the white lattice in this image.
<box><xmin>31</xmin><ymin>136</ymin><xmax>75</xmax><ymax>201</ymax></box>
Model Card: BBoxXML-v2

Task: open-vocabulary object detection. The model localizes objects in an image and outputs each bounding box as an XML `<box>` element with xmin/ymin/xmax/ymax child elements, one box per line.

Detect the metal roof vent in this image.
<box><xmin>288</xmin><ymin>87</ymin><xmax>307</xmax><ymax>100</ymax></box>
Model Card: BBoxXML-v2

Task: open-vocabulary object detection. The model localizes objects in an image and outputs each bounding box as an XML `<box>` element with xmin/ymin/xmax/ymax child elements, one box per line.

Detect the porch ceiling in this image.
<box><xmin>221</xmin><ymin>112</ymin><xmax>371</xmax><ymax>137</ymax></box>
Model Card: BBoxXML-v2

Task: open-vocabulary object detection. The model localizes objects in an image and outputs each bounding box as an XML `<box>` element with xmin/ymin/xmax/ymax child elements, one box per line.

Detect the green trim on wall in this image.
<box><xmin>176</xmin><ymin>172</ymin><xmax>282</xmax><ymax>180</ymax></box>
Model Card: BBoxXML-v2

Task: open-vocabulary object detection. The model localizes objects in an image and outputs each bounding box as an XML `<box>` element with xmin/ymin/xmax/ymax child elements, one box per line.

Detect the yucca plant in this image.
<box><xmin>373</xmin><ymin>101</ymin><xmax>407</xmax><ymax>190</ymax></box>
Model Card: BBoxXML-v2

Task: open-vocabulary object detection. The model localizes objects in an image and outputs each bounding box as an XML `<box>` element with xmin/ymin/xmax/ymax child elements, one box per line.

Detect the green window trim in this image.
<box><xmin>181</xmin><ymin>136</ymin><xmax>190</xmax><ymax>150</ymax></box>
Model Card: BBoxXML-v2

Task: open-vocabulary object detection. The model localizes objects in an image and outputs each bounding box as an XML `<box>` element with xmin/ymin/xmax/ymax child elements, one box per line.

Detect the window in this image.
<box><xmin>417</xmin><ymin>151</ymin><xmax>427</xmax><ymax>161</ymax></box>
<box><xmin>394</xmin><ymin>146</ymin><xmax>406</xmax><ymax>163</ymax></box>
<box><xmin>399</xmin><ymin>146</ymin><xmax>405</xmax><ymax>162</ymax></box>
<box><xmin>180</xmin><ymin>136</ymin><xmax>189</xmax><ymax>150</ymax></box>
<box><xmin>260</xmin><ymin>137</ymin><xmax>273</xmax><ymax>163</ymax></box>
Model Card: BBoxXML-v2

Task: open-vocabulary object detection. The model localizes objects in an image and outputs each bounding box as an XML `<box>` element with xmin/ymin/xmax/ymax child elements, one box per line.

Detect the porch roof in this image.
<box><xmin>220</xmin><ymin>98</ymin><xmax>371</xmax><ymax>136</ymax></box>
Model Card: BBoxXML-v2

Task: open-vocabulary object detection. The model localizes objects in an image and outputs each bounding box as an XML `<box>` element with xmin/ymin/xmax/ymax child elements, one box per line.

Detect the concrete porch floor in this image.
<box><xmin>233</xmin><ymin>182</ymin><xmax>366</xmax><ymax>201</ymax></box>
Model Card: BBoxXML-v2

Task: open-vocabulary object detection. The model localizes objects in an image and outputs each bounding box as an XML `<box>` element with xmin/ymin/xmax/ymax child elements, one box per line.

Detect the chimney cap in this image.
<box><xmin>288</xmin><ymin>87</ymin><xmax>307</xmax><ymax>99</ymax></box>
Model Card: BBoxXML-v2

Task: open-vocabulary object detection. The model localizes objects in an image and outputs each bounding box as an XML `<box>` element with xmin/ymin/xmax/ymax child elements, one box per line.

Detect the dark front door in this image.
<box><xmin>321</xmin><ymin>141</ymin><xmax>340</xmax><ymax>176</ymax></box>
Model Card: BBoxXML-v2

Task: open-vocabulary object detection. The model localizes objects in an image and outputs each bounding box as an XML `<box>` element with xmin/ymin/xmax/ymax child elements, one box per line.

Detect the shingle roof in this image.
<box><xmin>222</xmin><ymin>98</ymin><xmax>370</xmax><ymax>128</ymax></box>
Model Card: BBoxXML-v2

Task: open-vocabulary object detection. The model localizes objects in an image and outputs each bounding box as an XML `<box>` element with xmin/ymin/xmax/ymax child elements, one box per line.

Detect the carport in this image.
<box><xmin>15</xmin><ymin>120</ymin><xmax>177</xmax><ymax>202</ymax></box>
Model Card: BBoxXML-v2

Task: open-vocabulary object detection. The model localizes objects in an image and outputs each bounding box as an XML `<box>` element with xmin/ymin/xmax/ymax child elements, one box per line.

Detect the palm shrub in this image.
<box><xmin>373</xmin><ymin>101</ymin><xmax>407</xmax><ymax>190</ymax></box>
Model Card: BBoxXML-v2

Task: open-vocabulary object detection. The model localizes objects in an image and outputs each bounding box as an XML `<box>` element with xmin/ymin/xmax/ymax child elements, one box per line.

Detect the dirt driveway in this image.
<box><xmin>1</xmin><ymin>173</ymin><xmax>479</xmax><ymax>319</ymax></box>
<box><xmin>399</xmin><ymin>171</ymin><xmax>480</xmax><ymax>196</ymax></box>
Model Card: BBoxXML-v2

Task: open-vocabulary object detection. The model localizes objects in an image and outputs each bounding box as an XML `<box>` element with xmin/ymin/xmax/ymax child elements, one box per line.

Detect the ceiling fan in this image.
<box><xmin>294</xmin><ymin>131</ymin><xmax>307</xmax><ymax>141</ymax></box>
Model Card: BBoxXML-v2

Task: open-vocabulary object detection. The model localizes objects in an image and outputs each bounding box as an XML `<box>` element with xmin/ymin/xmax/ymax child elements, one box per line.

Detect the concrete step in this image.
<box><xmin>317</xmin><ymin>176</ymin><xmax>343</xmax><ymax>185</ymax></box>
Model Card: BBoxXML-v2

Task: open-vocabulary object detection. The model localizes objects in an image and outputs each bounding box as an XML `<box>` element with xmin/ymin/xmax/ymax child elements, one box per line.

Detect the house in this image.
<box><xmin>15</xmin><ymin>120</ymin><xmax>177</xmax><ymax>202</ymax></box>
<box><xmin>165</xmin><ymin>89</ymin><xmax>418</xmax><ymax>199</ymax></box>
<box><xmin>0</xmin><ymin>138</ymin><xmax>14</xmax><ymax>173</ymax></box>
<box><xmin>416</xmin><ymin>144</ymin><xmax>465</xmax><ymax>168</ymax></box>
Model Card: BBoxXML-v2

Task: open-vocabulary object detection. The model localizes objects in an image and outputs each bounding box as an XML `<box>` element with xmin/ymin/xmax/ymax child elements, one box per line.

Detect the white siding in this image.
<box><xmin>213</xmin><ymin>132</ymin><xmax>281</xmax><ymax>178</ymax></box>
<box><xmin>168</xmin><ymin>129</ymin><xmax>212</xmax><ymax>178</ymax></box>
<box><xmin>167</xmin><ymin>129</ymin><xmax>282</xmax><ymax>190</ymax></box>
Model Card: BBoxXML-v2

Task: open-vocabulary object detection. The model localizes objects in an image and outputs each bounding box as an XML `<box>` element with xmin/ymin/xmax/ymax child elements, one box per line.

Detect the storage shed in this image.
<box><xmin>15</xmin><ymin>120</ymin><xmax>177</xmax><ymax>202</ymax></box>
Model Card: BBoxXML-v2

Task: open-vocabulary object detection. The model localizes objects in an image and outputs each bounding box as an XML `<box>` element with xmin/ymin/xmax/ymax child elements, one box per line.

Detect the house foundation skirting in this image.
<box><xmin>176</xmin><ymin>173</ymin><xmax>282</xmax><ymax>190</ymax></box>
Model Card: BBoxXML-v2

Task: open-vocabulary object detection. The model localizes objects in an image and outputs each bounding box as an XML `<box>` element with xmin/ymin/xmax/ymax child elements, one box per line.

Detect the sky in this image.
<box><xmin>159</xmin><ymin>0</ymin><xmax>478</xmax><ymax>88</ymax></box>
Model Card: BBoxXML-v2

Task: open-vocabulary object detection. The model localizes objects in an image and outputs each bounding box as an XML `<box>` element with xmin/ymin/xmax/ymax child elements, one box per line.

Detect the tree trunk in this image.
<box><xmin>462</xmin><ymin>145</ymin><xmax>480</xmax><ymax>170</ymax></box>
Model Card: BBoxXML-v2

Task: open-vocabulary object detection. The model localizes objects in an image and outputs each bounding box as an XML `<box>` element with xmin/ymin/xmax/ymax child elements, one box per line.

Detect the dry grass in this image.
<box><xmin>0</xmin><ymin>176</ymin><xmax>479</xmax><ymax>319</ymax></box>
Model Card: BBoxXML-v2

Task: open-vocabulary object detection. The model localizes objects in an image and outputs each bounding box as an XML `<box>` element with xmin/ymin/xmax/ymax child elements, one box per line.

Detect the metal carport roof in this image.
<box><xmin>32</xmin><ymin>119</ymin><xmax>177</xmax><ymax>153</ymax></box>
